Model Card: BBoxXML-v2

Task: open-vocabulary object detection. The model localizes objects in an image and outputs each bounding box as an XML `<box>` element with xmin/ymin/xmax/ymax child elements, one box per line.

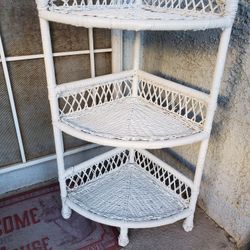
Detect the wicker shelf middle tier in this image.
<box><xmin>55</xmin><ymin>70</ymin><xmax>209</xmax><ymax>149</ymax></box>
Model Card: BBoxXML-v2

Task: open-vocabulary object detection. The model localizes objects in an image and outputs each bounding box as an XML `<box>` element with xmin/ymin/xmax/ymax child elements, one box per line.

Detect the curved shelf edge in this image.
<box><xmin>55</xmin><ymin>121</ymin><xmax>209</xmax><ymax>149</ymax></box>
<box><xmin>66</xmin><ymin>198</ymin><xmax>191</xmax><ymax>228</ymax></box>
<box><xmin>38</xmin><ymin>10</ymin><xmax>232</xmax><ymax>31</ymax></box>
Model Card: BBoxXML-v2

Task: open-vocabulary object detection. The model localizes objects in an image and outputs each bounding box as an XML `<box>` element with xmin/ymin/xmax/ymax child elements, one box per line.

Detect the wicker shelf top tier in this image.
<box><xmin>55</xmin><ymin>70</ymin><xmax>209</xmax><ymax>148</ymax></box>
<box><xmin>65</xmin><ymin>149</ymin><xmax>193</xmax><ymax>227</ymax></box>
<box><xmin>36</xmin><ymin>0</ymin><xmax>238</xmax><ymax>30</ymax></box>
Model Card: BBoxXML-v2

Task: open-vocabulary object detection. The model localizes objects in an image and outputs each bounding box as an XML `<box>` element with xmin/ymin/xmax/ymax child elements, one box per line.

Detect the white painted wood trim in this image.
<box><xmin>0</xmin><ymin>48</ymin><xmax>112</xmax><ymax>62</ymax></box>
<box><xmin>0</xmin><ymin>144</ymin><xmax>98</xmax><ymax>175</ymax></box>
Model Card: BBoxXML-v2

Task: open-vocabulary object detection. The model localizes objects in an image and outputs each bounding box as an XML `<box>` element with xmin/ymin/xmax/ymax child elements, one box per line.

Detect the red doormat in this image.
<box><xmin>0</xmin><ymin>183</ymin><xmax>118</xmax><ymax>250</ymax></box>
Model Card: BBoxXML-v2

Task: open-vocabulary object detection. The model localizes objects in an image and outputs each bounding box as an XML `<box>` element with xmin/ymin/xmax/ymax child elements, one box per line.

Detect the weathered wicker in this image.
<box><xmin>36</xmin><ymin>0</ymin><xmax>238</xmax><ymax>246</ymax></box>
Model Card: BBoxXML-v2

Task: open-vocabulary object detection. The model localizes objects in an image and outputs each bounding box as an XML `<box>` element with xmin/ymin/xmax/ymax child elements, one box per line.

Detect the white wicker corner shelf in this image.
<box><xmin>36</xmin><ymin>0</ymin><xmax>238</xmax><ymax>30</ymax></box>
<box><xmin>36</xmin><ymin>0</ymin><xmax>238</xmax><ymax>247</ymax></box>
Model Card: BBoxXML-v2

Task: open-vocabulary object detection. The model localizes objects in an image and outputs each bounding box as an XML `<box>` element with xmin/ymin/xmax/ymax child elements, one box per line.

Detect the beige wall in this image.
<box><xmin>136</xmin><ymin>1</ymin><xmax>249</xmax><ymax>248</ymax></box>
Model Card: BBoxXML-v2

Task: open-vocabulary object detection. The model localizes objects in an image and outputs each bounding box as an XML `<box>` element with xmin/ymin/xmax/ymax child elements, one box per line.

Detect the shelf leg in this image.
<box><xmin>183</xmin><ymin>139</ymin><xmax>209</xmax><ymax>232</ymax></box>
<box><xmin>204</xmin><ymin>27</ymin><xmax>232</xmax><ymax>132</ymax></box>
<box><xmin>54</xmin><ymin>127</ymin><xmax>72</xmax><ymax>220</ymax></box>
<box><xmin>183</xmin><ymin>214</ymin><xmax>194</xmax><ymax>232</ymax></box>
<box><xmin>118</xmin><ymin>227</ymin><xmax>129</xmax><ymax>247</ymax></box>
<box><xmin>39</xmin><ymin>18</ymin><xmax>72</xmax><ymax>220</ymax></box>
<box><xmin>61</xmin><ymin>202</ymin><xmax>72</xmax><ymax>219</ymax></box>
<box><xmin>183</xmin><ymin>28</ymin><xmax>232</xmax><ymax>232</ymax></box>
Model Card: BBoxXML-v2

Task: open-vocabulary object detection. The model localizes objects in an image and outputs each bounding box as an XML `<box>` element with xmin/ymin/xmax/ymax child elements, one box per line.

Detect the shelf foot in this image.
<box><xmin>118</xmin><ymin>227</ymin><xmax>129</xmax><ymax>247</ymax></box>
<box><xmin>183</xmin><ymin>215</ymin><xmax>194</xmax><ymax>232</ymax></box>
<box><xmin>61</xmin><ymin>204</ymin><xmax>72</xmax><ymax>219</ymax></box>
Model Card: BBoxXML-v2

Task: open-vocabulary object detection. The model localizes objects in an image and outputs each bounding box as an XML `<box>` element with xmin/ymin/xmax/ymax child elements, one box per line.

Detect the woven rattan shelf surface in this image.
<box><xmin>67</xmin><ymin>162</ymin><xmax>189</xmax><ymax>223</ymax></box>
<box><xmin>37</xmin><ymin>0</ymin><xmax>238</xmax><ymax>30</ymax></box>
<box><xmin>62</xmin><ymin>97</ymin><xmax>201</xmax><ymax>139</ymax></box>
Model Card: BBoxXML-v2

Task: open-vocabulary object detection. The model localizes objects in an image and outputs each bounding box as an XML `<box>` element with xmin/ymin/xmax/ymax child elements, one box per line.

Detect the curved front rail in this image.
<box><xmin>35</xmin><ymin>0</ymin><xmax>238</xmax><ymax>30</ymax></box>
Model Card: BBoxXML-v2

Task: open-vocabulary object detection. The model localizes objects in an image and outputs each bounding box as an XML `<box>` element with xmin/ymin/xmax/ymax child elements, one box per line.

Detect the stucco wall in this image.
<box><xmin>127</xmin><ymin>1</ymin><xmax>250</xmax><ymax>248</ymax></box>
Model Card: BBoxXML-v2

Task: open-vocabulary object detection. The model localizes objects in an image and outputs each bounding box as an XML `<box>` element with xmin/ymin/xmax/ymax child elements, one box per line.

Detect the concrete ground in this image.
<box><xmin>124</xmin><ymin>208</ymin><xmax>236</xmax><ymax>250</ymax></box>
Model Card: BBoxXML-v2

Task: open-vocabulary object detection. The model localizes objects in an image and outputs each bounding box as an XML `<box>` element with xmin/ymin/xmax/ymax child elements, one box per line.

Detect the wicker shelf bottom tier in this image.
<box><xmin>64</xmin><ymin>149</ymin><xmax>193</xmax><ymax>228</ymax></box>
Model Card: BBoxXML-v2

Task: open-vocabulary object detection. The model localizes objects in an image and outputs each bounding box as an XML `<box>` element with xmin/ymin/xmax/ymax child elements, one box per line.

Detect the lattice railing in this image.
<box><xmin>138</xmin><ymin>79</ymin><xmax>207</xmax><ymax>128</ymax></box>
<box><xmin>134</xmin><ymin>151</ymin><xmax>192</xmax><ymax>204</ymax></box>
<box><xmin>58</xmin><ymin>74</ymin><xmax>207</xmax><ymax>127</ymax></box>
<box><xmin>65</xmin><ymin>150</ymin><xmax>130</xmax><ymax>191</ymax></box>
<box><xmin>143</xmin><ymin>0</ymin><xmax>224</xmax><ymax>15</ymax></box>
<box><xmin>49</xmin><ymin>0</ymin><xmax>136</xmax><ymax>9</ymax></box>
<box><xmin>58</xmin><ymin>77</ymin><xmax>132</xmax><ymax>116</ymax></box>
<box><xmin>48</xmin><ymin>0</ymin><xmax>225</xmax><ymax>15</ymax></box>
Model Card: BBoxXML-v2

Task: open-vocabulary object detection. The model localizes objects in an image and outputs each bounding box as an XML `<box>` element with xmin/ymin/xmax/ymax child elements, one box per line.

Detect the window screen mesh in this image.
<box><xmin>0</xmin><ymin>63</ymin><xmax>22</xmax><ymax>167</ymax></box>
<box><xmin>7</xmin><ymin>59</ymin><xmax>56</xmax><ymax>161</ymax></box>
<box><xmin>54</xmin><ymin>55</ymin><xmax>91</xmax><ymax>84</ymax></box>
<box><xmin>50</xmin><ymin>23</ymin><xmax>89</xmax><ymax>53</ymax></box>
<box><xmin>95</xmin><ymin>53</ymin><xmax>112</xmax><ymax>76</ymax></box>
<box><xmin>0</xmin><ymin>0</ymin><xmax>43</xmax><ymax>57</ymax></box>
<box><xmin>94</xmin><ymin>29</ymin><xmax>112</xmax><ymax>49</ymax></box>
